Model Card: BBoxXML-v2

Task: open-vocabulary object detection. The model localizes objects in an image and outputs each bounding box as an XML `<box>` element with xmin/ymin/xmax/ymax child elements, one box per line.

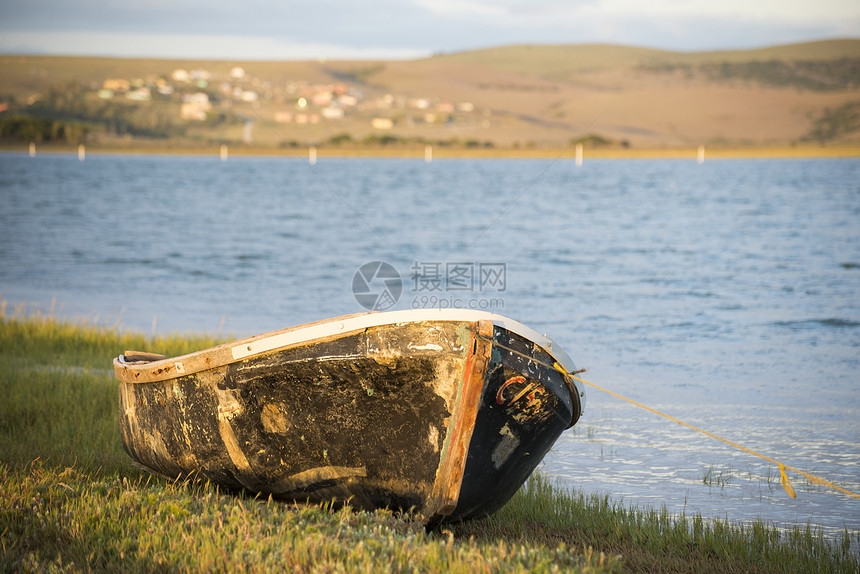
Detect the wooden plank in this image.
<box><xmin>428</xmin><ymin>320</ymin><xmax>493</xmax><ymax>518</ymax></box>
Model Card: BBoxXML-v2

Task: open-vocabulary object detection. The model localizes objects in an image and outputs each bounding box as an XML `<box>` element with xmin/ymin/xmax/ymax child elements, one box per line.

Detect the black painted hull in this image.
<box><xmin>114</xmin><ymin>311</ymin><xmax>584</xmax><ymax>525</ymax></box>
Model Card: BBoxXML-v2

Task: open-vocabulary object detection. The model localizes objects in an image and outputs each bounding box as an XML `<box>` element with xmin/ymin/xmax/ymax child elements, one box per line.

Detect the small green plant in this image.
<box><xmin>570</xmin><ymin>133</ymin><xmax>613</xmax><ymax>148</ymax></box>
<box><xmin>703</xmin><ymin>464</ymin><xmax>734</xmax><ymax>487</ymax></box>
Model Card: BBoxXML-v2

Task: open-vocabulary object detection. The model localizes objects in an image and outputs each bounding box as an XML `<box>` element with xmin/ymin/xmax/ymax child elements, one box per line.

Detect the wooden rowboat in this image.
<box><xmin>114</xmin><ymin>309</ymin><xmax>585</xmax><ymax>526</ymax></box>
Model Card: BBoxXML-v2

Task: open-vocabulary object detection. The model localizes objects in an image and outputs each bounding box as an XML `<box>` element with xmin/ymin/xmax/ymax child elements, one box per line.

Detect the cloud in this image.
<box><xmin>411</xmin><ymin>0</ymin><xmax>506</xmax><ymax>18</ymax></box>
<box><xmin>0</xmin><ymin>0</ymin><xmax>857</xmax><ymax>59</ymax></box>
<box><xmin>0</xmin><ymin>32</ymin><xmax>429</xmax><ymax>60</ymax></box>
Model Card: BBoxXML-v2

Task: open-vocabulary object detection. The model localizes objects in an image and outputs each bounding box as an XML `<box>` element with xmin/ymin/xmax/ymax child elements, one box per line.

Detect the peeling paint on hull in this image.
<box><xmin>114</xmin><ymin>310</ymin><xmax>583</xmax><ymax>525</ymax></box>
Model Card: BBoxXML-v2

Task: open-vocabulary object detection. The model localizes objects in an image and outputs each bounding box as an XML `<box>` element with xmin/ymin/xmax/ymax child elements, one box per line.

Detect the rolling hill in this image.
<box><xmin>1</xmin><ymin>39</ymin><xmax>858</xmax><ymax>150</ymax></box>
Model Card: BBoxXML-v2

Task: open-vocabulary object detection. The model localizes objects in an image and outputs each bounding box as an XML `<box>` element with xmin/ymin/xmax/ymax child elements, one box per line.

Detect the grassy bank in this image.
<box><xmin>1</xmin><ymin>309</ymin><xmax>857</xmax><ymax>572</ymax></box>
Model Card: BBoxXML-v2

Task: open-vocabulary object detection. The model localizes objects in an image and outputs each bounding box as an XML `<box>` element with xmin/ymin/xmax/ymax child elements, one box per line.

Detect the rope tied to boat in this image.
<box><xmin>551</xmin><ymin>362</ymin><xmax>859</xmax><ymax>501</ymax></box>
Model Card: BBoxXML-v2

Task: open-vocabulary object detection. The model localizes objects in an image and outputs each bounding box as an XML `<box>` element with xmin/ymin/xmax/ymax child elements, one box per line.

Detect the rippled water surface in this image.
<box><xmin>2</xmin><ymin>152</ymin><xmax>858</xmax><ymax>539</ymax></box>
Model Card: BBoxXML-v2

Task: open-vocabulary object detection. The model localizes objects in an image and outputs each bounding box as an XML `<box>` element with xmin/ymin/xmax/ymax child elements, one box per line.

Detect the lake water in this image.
<box><xmin>1</xmin><ymin>152</ymin><xmax>858</xmax><ymax>542</ymax></box>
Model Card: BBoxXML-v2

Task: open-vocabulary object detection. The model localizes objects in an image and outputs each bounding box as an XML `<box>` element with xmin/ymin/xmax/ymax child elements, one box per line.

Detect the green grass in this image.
<box><xmin>1</xmin><ymin>308</ymin><xmax>858</xmax><ymax>572</ymax></box>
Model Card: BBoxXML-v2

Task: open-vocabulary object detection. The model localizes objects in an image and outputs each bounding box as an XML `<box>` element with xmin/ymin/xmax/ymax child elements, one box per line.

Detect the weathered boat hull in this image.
<box><xmin>114</xmin><ymin>310</ymin><xmax>584</xmax><ymax>525</ymax></box>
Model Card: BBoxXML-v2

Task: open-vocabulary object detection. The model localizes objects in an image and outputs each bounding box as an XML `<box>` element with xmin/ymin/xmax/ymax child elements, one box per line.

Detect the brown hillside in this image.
<box><xmin>1</xmin><ymin>40</ymin><xmax>858</xmax><ymax>149</ymax></box>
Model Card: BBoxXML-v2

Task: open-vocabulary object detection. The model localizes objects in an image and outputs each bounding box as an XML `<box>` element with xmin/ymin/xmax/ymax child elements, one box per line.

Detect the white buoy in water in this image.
<box><xmin>78</xmin><ymin>144</ymin><xmax>85</xmax><ymax>161</ymax></box>
<box><xmin>220</xmin><ymin>144</ymin><xmax>228</xmax><ymax>161</ymax></box>
<box><xmin>309</xmin><ymin>146</ymin><xmax>317</xmax><ymax>166</ymax></box>
<box><xmin>575</xmin><ymin>143</ymin><xmax>583</xmax><ymax>167</ymax></box>
<box><xmin>697</xmin><ymin>145</ymin><xmax>705</xmax><ymax>164</ymax></box>
<box><xmin>425</xmin><ymin>144</ymin><xmax>432</xmax><ymax>163</ymax></box>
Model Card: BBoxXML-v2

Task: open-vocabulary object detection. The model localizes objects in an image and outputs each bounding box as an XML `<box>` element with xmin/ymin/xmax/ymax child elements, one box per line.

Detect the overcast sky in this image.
<box><xmin>1</xmin><ymin>0</ymin><xmax>858</xmax><ymax>60</ymax></box>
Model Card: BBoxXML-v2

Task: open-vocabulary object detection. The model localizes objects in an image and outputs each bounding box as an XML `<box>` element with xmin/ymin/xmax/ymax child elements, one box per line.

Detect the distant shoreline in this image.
<box><xmin>2</xmin><ymin>143</ymin><xmax>859</xmax><ymax>160</ymax></box>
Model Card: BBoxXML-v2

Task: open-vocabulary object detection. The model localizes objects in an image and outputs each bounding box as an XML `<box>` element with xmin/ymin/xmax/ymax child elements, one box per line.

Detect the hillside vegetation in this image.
<box><xmin>1</xmin><ymin>39</ymin><xmax>858</xmax><ymax>151</ymax></box>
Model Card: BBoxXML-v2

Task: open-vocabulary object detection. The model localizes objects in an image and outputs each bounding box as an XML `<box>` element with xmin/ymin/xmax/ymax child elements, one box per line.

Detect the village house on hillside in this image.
<box><xmin>180</xmin><ymin>92</ymin><xmax>211</xmax><ymax>121</ymax></box>
<box><xmin>79</xmin><ymin>64</ymin><xmax>482</xmax><ymax>133</ymax></box>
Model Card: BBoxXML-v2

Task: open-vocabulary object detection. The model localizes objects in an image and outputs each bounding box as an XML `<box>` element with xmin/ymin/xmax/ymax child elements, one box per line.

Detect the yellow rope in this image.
<box><xmin>557</xmin><ymin>365</ymin><xmax>859</xmax><ymax>500</ymax></box>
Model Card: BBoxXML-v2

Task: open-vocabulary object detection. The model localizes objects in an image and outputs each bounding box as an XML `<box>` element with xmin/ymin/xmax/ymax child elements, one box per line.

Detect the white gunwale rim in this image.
<box><xmin>229</xmin><ymin>309</ymin><xmax>576</xmax><ymax>371</ymax></box>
